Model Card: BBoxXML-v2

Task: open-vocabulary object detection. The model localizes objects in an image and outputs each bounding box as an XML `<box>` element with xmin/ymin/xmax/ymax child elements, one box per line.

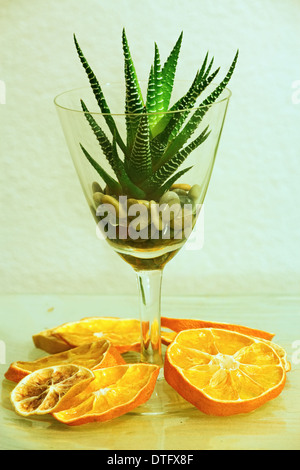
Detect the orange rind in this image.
<box><xmin>161</xmin><ymin>316</ymin><xmax>275</xmax><ymax>341</ymax></box>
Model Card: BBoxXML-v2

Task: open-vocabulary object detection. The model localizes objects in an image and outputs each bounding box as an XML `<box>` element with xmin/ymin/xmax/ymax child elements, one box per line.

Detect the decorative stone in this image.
<box><xmin>159</xmin><ymin>191</ymin><xmax>180</xmax><ymax>205</ymax></box>
<box><xmin>170</xmin><ymin>183</ymin><xmax>191</xmax><ymax>192</ymax></box>
<box><xmin>188</xmin><ymin>184</ymin><xmax>202</xmax><ymax>203</ymax></box>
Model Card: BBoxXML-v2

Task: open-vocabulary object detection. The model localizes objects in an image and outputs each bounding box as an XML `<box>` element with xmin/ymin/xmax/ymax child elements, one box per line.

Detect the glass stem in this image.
<box><xmin>136</xmin><ymin>269</ymin><xmax>164</xmax><ymax>367</ymax></box>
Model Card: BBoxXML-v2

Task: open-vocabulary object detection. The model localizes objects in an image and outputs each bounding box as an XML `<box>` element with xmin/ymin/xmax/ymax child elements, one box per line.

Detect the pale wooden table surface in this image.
<box><xmin>0</xmin><ymin>294</ymin><xmax>299</xmax><ymax>450</ymax></box>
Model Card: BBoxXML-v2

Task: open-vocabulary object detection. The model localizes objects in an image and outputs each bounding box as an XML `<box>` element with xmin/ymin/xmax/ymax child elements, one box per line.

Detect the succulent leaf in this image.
<box><xmin>127</xmin><ymin>108</ymin><xmax>152</xmax><ymax>184</ymax></box>
<box><xmin>146</xmin><ymin>65</ymin><xmax>156</xmax><ymax>115</ymax></box>
<box><xmin>160</xmin><ymin>31</ymin><xmax>183</xmax><ymax>112</ymax></box>
<box><xmin>147</xmin><ymin>32</ymin><xmax>183</xmax><ymax>131</ymax></box>
<box><xmin>144</xmin><ymin>127</ymin><xmax>210</xmax><ymax>192</ymax></box>
<box><xmin>122</xmin><ymin>29</ymin><xmax>144</xmax><ymax>150</ymax></box>
<box><xmin>150</xmin><ymin>66</ymin><xmax>218</xmax><ymax>167</ymax></box>
<box><xmin>81</xmin><ymin>100</ymin><xmax>114</xmax><ymax>164</ymax></box>
<box><xmin>151</xmin><ymin>166</ymin><xmax>193</xmax><ymax>200</ymax></box>
<box><xmin>111</xmin><ymin>137</ymin><xmax>147</xmax><ymax>198</ymax></box>
<box><xmin>81</xmin><ymin>100</ymin><xmax>130</xmax><ymax>190</ymax></box>
<box><xmin>74</xmin><ymin>35</ymin><xmax>127</xmax><ymax>156</ymax></box>
<box><xmin>151</xmin><ymin>67</ymin><xmax>219</xmax><ymax>168</ymax></box>
<box><xmin>146</xmin><ymin>43</ymin><xmax>164</xmax><ymax>130</ymax></box>
<box><xmin>150</xmin><ymin>71</ymin><xmax>200</xmax><ymax>139</ymax></box>
<box><xmin>202</xmin><ymin>56</ymin><xmax>214</xmax><ymax>80</ymax></box>
<box><xmin>151</xmin><ymin>55</ymin><xmax>219</xmax><ymax>139</ymax></box>
<box><xmin>79</xmin><ymin>143</ymin><xmax>122</xmax><ymax>195</ymax></box>
<box><xmin>198</xmin><ymin>52</ymin><xmax>209</xmax><ymax>79</ymax></box>
<box><xmin>75</xmin><ymin>31</ymin><xmax>238</xmax><ymax>201</ymax></box>
<box><xmin>80</xmin><ymin>104</ymin><xmax>146</xmax><ymax>198</ymax></box>
<box><xmin>162</xmin><ymin>50</ymin><xmax>239</xmax><ymax>162</ymax></box>
<box><xmin>122</xmin><ymin>29</ymin><xmax>144</xmax><ymax>105</ymax></box>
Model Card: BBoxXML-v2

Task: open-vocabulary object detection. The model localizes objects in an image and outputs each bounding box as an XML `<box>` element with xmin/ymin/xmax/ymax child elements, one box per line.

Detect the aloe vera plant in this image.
<box><xmin>74</xmin><ymin>30</ymin><xmax>238</xmax><ymax>201</ymax></box>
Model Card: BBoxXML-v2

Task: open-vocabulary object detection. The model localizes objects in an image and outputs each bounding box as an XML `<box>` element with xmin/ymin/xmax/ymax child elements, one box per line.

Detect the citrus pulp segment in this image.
<box><xmin>10</xmin><ymin>365</ymin><xmax>94</xmax><ymax>416</ymax></box>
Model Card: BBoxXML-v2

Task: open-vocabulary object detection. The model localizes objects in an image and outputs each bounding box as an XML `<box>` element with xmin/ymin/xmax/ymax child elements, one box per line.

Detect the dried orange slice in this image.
<box><xmin>33</xmin><ymin>317</ymin><xmax>144</xmax><ymax>354</ymax></box>
<box><xmin>164</xmin><ymin>328</ymin><xmax>287</xmax><ymax>416</ymax></box>
<box><xmin>161</xmin><ymin>316</ymin><xmax>275</xmax><ymax>342</ymax></box>
<box><xmin>54</xmin><ymin>317</ymin><xmax>143</xmax><ymax>353</ymax></box>
<box><xmin>161</xmin><ymin>329</ymin><xmax>177</xmax><ymax>345</ymax></box>
<box><xmin>33</xmin><ymin>327</ymin><xmax>70</xmax><ymax>354</ymax></box>
<box><xmin>53</xmin><ymin>364</ymin><xmax>160</xmax><ymax>425</ymax></box>
<box><xmin>10</xmin><ymin>364</ymin><xmax>94</xmax><ymax>417</ymax></box>
<box><xmin>161</xmin><ymin>330</ymin><xmax>290</xmax><ymax>372</ymax></box>
<box><xmin>5</xmin><ymin>340</ymin><xmax>125</xmax><ymax>383</ymax></box>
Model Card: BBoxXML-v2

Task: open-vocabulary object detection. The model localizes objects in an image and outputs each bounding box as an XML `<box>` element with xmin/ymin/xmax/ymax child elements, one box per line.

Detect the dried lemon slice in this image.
<box><xmin>10</xmin><ymin>364</ymin><xmax>94</xmax><ymax>416</ymax></box>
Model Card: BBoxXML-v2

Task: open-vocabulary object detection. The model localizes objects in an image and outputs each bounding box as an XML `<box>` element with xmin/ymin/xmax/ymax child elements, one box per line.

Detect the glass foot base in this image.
<box><xmin>123</xmin><ymin>351</ymin><xmax>194</xmax><ymax>416</ymax></box>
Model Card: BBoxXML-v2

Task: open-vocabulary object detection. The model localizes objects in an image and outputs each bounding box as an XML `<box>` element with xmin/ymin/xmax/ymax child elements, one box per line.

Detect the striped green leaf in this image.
<box><xmin>145</xmin><ymin>127</ymin><xmax>210</xmax><ymax>192</ymax></box>
<box><xmin>146</xmin><ymin>65</ymin><xmax>155</xmax><ymax>115</ymax></box>
<box><xmin>162</xmin><ymin>50</ymin><xmax>239</xmax><ymax>162</ymax></box>
<box><xmin>126</xmin><ymin>108</ymin><xmax>152</xmax><ymax>184</ymax></box>
<box><xmin>146</xmin><ymin>43</ymin><xmax>164</xmax><ymax>129</ymax></box>
<box><xmin>151</xmin><ymin>166</ymin><xmax>193</xmax><ymax>200</ymax></box>
<box><xmin>151</xmin><ymin>52</ymin><xmax>218</xmax><ymax>138</ymax></box>
<box><xmin>160</xmin><ymin>31</ymin><xmax>183</xmax><ymax>111</ymax></box>
<box><xmin>122</xmin><ymin>29</ymin><xmax>144</xmax><ymax>151</ymax></box>
<box><xmin>146</xmin><ymin>33</ymin><xmax>183</xmax><ymax>132</ymax></box>
<box><xmin>74</xmin><ymin>35</ymin><xmax>127</xmax><ymax>157</ymax></box>
<box><xmin>167</xmin><ymin>67</ymin><xmax>220</xmax><ymax>141</ymax></box>
<box><xmin>75</xmin><ymin>31</ymin><xmax>238</xmax><ymax>200</ymax></box>
<box><xmin>81</xmin><ymin>100</ymin><xmax>129</xmax><ymax>188</ymax></box>
<box><xmin>111</xmin><ymin>137</ymin><xmax>146</xmax><ymax>198</ymax></box>
<box><xmin>79</xmin><ymin>144</ymin><xmax>122</xmax><ymax>195</ymax></box>
<box><xmin>150</xmin><ymin>66</ymin><xmax>219</xmax><ymax>167</ymax></box>
<box><xmin>81</xmin><ymin>100</ymin><xmax>114</xmax><ymax>164</ymax></box>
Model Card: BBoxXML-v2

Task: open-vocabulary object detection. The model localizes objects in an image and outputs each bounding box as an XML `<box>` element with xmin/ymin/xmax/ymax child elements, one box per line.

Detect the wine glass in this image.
<box><xmin>54</xmin><ymin>81</ymin><xmax>232</xmax><ymax>414</ymax></box>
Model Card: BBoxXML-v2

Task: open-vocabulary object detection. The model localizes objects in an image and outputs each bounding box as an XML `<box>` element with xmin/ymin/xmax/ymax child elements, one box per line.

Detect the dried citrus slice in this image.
<box><xmin>161</xmin><ymin>330</ymin><xmax>290</xmax><ymax>371</ymax></box>
<box><xmin>164</xmin><ymin>328</ymin><xmax>287</xmax><ymax>416</ymax></box>
<box><xmin>5</xmin><ymin>340</ymin><xmax>125</xmax><ymax>383</ymax></box>
<box><xmin>161</xmin><ymin>329</ymin><xmax>177</xmax><ymax>345</ymax></box>
<box><xmin>33</xmin><ymin>327</ymin><xmax>70</xmax><ymax>354</ymax></box>
<box><xmin>53</xmin><ymin>364</ymin><xmax>160</xmax><ymax>425</ymax></box>
<box><xmin>10</xmin><ymin>364</ymin><xmax>94</xmax><ymax>416</ymax></box>
<box><xmin>161</xmin><ymin>316</ymin><xmax>275</xmax><ymax>341</ymax></box>
<box><xmin>33</xmin><ymin>317</ymin><xmax>145</xmax><ymax>354</ymax></box>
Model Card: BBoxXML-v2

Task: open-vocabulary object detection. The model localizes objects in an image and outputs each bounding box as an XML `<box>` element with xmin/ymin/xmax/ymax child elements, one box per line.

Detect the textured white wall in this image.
<box><xmin>1</xmin><ymin>0</ymin><xmax>299</xmax><ymax>296</ymax></box>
